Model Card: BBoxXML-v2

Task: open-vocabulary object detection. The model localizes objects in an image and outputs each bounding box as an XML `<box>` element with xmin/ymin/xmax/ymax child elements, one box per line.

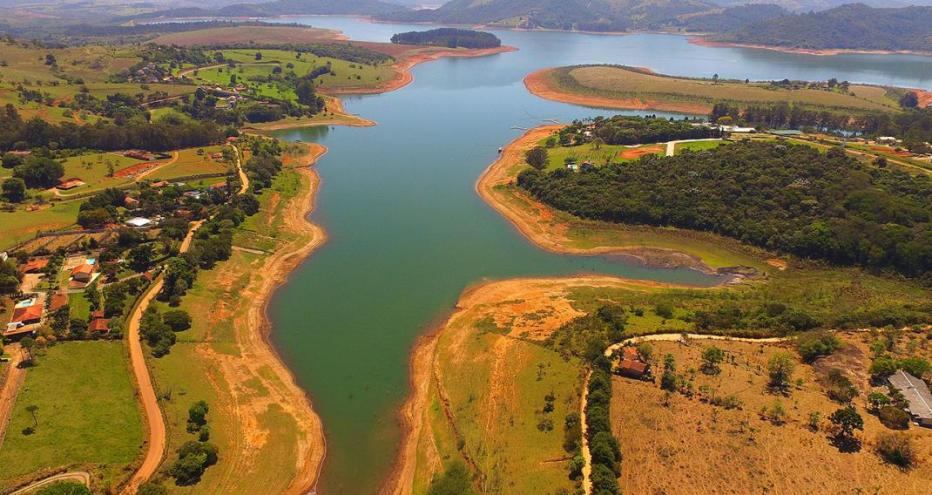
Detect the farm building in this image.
<box><xmin>124</xmin><ymin>196</ymin><xmax>140</xmax><ymax>208</ymax></box>
<box><xmin>124</xmin><ymin>150</ymin><xmax>155</xmax><ymax>161</ymax></box>
<box><xmin>57</xmin><ymin>178</ymin><xmax>86</xmax><ymax>190</ymax></box>
<box><xmin>888</xmin><ymin>370</ymin><xmax>932</xmax><ymax>427</ymax></box>
<box><xmin>616</xmin><ymin>346</ymin><xmax>650</xmax><ymax>379</ymax></box>
<box><xmin>89</xmin><ymin>318</ymin><xmax>110</xmax><ymax>334</ymax></box>
<box><xmin>125</xmin><ymin>217</ymin><xmax>153</xmax><ymax>228</ymax></box>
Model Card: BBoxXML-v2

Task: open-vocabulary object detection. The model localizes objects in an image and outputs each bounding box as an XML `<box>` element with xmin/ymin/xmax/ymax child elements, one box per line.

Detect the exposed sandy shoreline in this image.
<box><xmin>250</xmin><ymin>143</ymin><xmax>329</xmax><ymax>494</ymax></box>
<box><xmin>321</xmin><ymin>45</ymin><xmax>517</xmax><ymax>96</ymax></box>
<box><xmin>688</xmin><ymin>36</ymin><xmax>932</xmax><ymax>57</ymax></box>
<box><xmin>474</xmin><ymin>125</ymin><xmax>726</xmax><ymax>276</ymax></box>
<box><xmin>524</xmin><ymin>68</ymin><xmax>711</xmax><ymax>115</ymax></box>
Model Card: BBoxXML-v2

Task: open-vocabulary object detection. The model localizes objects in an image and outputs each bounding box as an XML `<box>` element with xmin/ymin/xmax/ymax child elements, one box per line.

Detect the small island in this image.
<box><xmin>391</xmin><ymin>28</ymin><xmax>502</xmax><ymax>49</ymax></box>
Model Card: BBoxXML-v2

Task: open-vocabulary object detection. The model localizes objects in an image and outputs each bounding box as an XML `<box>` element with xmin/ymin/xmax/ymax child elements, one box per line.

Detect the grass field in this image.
<box><xmin>674</xmin><ymin>139</ymin><xmax>724</xmax><ymax>154</ymax></box>
<box><xmin>546</xmin><ymin>65</ymin><xmax>901</xmax><ymax>113</ymax></box>
<box><xmin>537</xmin><ymin>139</ymin><xmax>665</xmax><ymax>170</ymax></box>
<box><xmin>410</xmin><ymin>283</ymin><xmax>584</xmax><ymax>494</ymax></box>
<box><xmin>151</xmin><ymin>25</ymin><xmax>341</xmax><ymax>47</ymax></box>
<box><xmin>182</xmin><ymin>48</ymin><xmax>395</xmax><ymax>99</ymax></box>
<box><xmin>0</xmin><ymin>342</ymin><xmax>144</xmax><ymax>490</ymax></box>
<box><xmin>0</xmin><ymin>201</ymin><xmax>82</xmax><ymax>251</ymax></box>
<box><xmin>147</xmin><ymin>146</ymin><xmax>232</xmax><ymax>183</ymax></box>
<box><xmin>611</xmin><ymin>335</ymin><xmax>932</xmax><ymax>494</ymax></box>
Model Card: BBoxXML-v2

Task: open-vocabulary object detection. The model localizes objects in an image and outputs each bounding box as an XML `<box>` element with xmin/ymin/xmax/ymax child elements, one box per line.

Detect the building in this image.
<box><xmin>71</xmin><ymin>263</ymin><xmax>95</xmax><ymax>283</ymax></box>
<box><xmin>8</xmin><ymin>304</ymin><xmax>42</xmax><ymax>329</ymax></box>
<box><xmin>49</xmin><ymin>292</ymin><xmax>69</xmax><ymax>312</ymax></box>
<box><xmin>124</xmin><ymin>196</ymin><xmax>140</xmax><ymax>208</ymax></box>
<box><xmin>89</xmin><ymin>318</ymin><xmax>110</xmax><ymax>334</ymax></box>
<box><xmin>57</xmin><ymin>178</ymin><xmax>86</xmax><ymax>190</ymax></box>
<box><xmin>888</xmin><ymin>370</ymin><xmax>932</xmax><ymax>427</ymax></box>
<box><xmin>720</xmin><ymin>125</ymin><xmax>757</xmax><ymax>134</ymax></box>
<box><xmin>125</xmin><ymin>217</ymin><xmax>153</xmax><ymax>229</ymax></box>
<box><xmin>20</xmin><ymin>258</ymin><xmax>49</xmax><ymax>273</ymax></box>
<box><xmin>616</xmin><ymin>346</ymin><xmax>650</xmax><ymax>379</ymax></box>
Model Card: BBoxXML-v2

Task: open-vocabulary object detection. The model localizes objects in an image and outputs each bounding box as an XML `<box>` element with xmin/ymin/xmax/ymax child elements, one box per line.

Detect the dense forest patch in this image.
<box><xmin>518</xmin><ymin>140</ymin><xmax>932</xmax><ymax>281</ymax></box>
<box><xmin>390</xmin><ymin>28</ymin><xmax>501</xmax><ymax>49</ymax></box>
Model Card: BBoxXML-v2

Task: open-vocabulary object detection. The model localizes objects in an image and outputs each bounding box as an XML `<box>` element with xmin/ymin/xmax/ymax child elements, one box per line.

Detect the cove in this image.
<box><xmin>268</xmin><ymin>17</ymin><xmax>932</xmax><ymax>495</ymax></box>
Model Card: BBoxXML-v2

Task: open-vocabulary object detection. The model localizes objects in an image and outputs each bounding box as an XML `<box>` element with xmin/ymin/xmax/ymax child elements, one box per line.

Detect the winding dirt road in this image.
<box><xmin>0</xmin><ymin>345</ymin><xmax>26</xmax><ymax>448</ymax></box>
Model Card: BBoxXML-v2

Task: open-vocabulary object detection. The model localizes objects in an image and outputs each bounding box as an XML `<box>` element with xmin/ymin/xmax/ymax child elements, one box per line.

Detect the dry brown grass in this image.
<box><xmin>611</xmin><ymin>334</ymin><xmax>932</xmax><ymax>495</ymax></box>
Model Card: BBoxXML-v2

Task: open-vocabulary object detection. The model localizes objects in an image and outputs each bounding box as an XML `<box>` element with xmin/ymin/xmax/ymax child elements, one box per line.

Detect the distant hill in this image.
<box><xmin>674</xmin><ymin>3</ymin><xmax>788</xmax><ymax>32</ymax></box>
<box><xmin>383</xmin><ymin>0</ymin><xmax>717</xmax><ymax>32</ymax></box>
<box><xmin>126</xmin><ymin>0</ymin><xmax>406</xmax><ymax>21</ymax></box>
<box><xmin>710</xmin><ymin>1</ymin><xmax>932</xmax><ymax>12</ymax></box>
<box><xmin>717</xmin><ymin>4</ymin><xmax>932</xmax><ymax>52</ymax></box>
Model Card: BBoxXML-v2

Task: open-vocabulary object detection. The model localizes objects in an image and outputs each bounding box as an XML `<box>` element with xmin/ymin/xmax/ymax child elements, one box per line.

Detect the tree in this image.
<box><xmin>701</xmin><ymin>346</ymin><xmax>725</xmax><ymax>374</ymax></box>
<box><xmin>899</xmin><ymin>91</ymin><xmax>918</xmax><ymax>109</ymax></box>
<box><xmin>163</xmin><ymin>310</ymin><xmax>192</xmax><ymax>332</ymax></box>
<box><xmin>867</xmin><ymin>392</ymin><xmax>890</xmax><ymax>411</ymax></box>
<box><xmin>898</xmin><ymin>357</ymin><xmax>930</xmax><ymax>378</ymax></box>
<box><xmin>128</xmin><ymin>244</ymin><xmax>155</xmax><ymax>272</ymax></box>
<box><xmin>590</xmin><ymin>463</ymin><xmax>619</xmax><ymax>494</ymax></box>
<box><xmin>26</xmin><ymin>404</ymin><xmax>38</xmax><ymax>428</ymax></box>
<box><xmin>829</xmin><ymin>406</ymin><xmax>863</xmax><ymax>451</ymax></box>
<box><xmin>767</xmin><ymin>352</ymin><xmax>795</xmax><ymax>393</ymax></box>
<box><xmin>869</xmin><ymin>356</ymin><xmax>898</xmax><ymax>379</ymax></box>
<box><xmin>426</xmin><ymin>462</ymin><xmax>475</xmax><ymax>495</ymax></box>
<box><xmin>254</xmin><ymin>52</ymin><xmax>262</xmax><ymax>61</ymax></box>
<box><xmin>295</xmin><ymin>79</ymin><xmax>318</xmax><ymax>108</ymax></box>
<box><xmin>70</xmin><ymin>318</ymin><xmax>87</xmax><ymax>339</ymax></box>
<box><xmin>13</xmin><ymin>157</ymin><xmax>64</xmax><ymax>189</ymax></box>
<box><xmin>2</xmin><ymin>177</ymin><xmax>26</xmax><ymax>202</ymax></box>
<box><xmin>661</xmin><ymin>353</ymin><xmax>677</xmax><ymax>391</ymax></box>
<box><xmin>796</xmin><ymin>332</ymin><xmax>842</xmax><ymax>363</ymax></box>
<box><xmin>877</xmin><ymin>406</ymin><xmax>910</xmax><ymax>430</ymax></box>
<box><xmin>170</xmin><ymin>441</ymin><xmax>219</xmax><ymax>485</ymax></box>
<box><xmin>0</xmin><ymin>259</ymin><xmax>22</xmax><ymax>296</ymax></box>
<box><xmin>654</xmin><ymin>302</ymin><xmax>674</xmax><ymax>319</ymax></box>
<box><xmin>524</xmin><ymin>146</ymin><xmax>548</xmax><ymax>170</ymax></box>
<box><xmin>187</xmin><ymin>400</ymin><xmax>209</xmax><ymax>432</ymax></box>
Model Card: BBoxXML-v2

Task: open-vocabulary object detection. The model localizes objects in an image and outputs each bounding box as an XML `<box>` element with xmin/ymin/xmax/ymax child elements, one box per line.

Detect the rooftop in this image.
<box><xmin>888</xmin><ymin>370</ymin><xmax>932</xmax><ymax>420</ymax></box>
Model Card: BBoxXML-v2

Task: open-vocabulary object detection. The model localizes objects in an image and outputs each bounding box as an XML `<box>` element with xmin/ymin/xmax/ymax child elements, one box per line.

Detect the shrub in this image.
<box><xmin>169</xmin><ymin>441</ymin><xmax>218</xmax><ymax>485</ymax></box>
<box><xmin>877</xmin><ymin>406</ymin><xmax>910</xmax><ymax>430</ymax></box>
<box><xmin>163</xmin><ymin>310</ymin><xmax>192</xmax><ymax>332</ymax></box>
<box><xmin>875</xmin><ymin>432</ymin><xmax>915</xmax><ymax>468</ymax></box>
<box><xmin>825</xmin><ymin>369</ymin><xmax>858</xmax><ymax>403</ymax></box>
<box><xmin>36</xmin><ymin>482</ymin><xmax>91</xmax><ymax>495</ymax></box>
<box><xmin>796</xmin><ymin>332</ymin><xmax>842</xmax><ymax>363</ymax></box>
<box><xmin>654</xmin><ymin>302</ymin><xmax>674</xmax><ymax>319</ymax></box>
<box><xmin>427</xmin><ymin>462</ymin><xmax>475</xmax><ymax>495</ymax></box>
<box><xmin>767</xmin><ymin>352</ymin><xmax>795</xmax><ymax>393</ymax></box>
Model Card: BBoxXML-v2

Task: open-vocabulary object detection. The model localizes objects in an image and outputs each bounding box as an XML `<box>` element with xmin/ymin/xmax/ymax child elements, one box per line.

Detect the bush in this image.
<box><xmin>137</xmin><ymin>483</ymin><xmax>168</xmax><ymax>495</ymax></box>
<box><xmin>875</xmin><ymin>432</ymin><xmax>915</xmax><ymax>468</ymax></box>
<box><xmin>796</xmin><ymin>332</ymin><xmax>843</xmax><ymax>363</ymax></box>
<box><xmin>877</xmin><ymin>406</ymin><xmax>910</xmax><ymax>430</ymax></box>
<box><xmin>427</xmin><ymin>462</ymin><xmax>475</xmax><ymax>495</ymax></box>
<box><xmin>36</xmin><ymin>482</ymin><xmax>91</xmax><ymax>495</ymax></box>
<box><xmin>163</xmin><ymin>310</ymin><xmax>192</xmax><ymax>332</ymax></box>
<box><xmin>825</xmin><ymin>369</ymin><xmax>858</xmax><ymax>403</ymax></box>
<box><xmin>170</xmin><ymin>441</ymin><xmax>219</xmax><ymax>485</ymax></box>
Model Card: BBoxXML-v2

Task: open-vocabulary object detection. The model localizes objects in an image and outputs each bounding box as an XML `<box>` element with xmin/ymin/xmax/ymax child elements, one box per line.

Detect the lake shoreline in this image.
<box><xmin>474</xmin><ymin>125</ymin><xmax>753</xmax><ymax>278</ymax></box>
<box><xmin>523</xmin><ymin>68</ymin><xmax>712</xmax><ymax>114</ymax></box>
<box><xmin>688</xmin><ymin>36</ymin><xmax>932</xmax><ymax>57</ymax></box>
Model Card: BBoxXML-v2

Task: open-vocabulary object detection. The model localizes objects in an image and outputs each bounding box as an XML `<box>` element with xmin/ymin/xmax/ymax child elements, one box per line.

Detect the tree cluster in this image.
<box><xmin>391</xmin><ymin>28</ymin><xmax>501</xmax><ymax>49</ymax></box>
<box><xmin>518</xmin><ymin>140</ymin><xmax>932</xmax><ymax>281</ymax></box>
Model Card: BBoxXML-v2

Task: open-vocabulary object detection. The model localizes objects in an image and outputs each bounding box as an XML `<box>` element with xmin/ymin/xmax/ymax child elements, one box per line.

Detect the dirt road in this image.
<box><xmin>0</xmin><ymin>345</ymin><xmax>26</xmax><ymax>448</ymax></box>
<box><xmin>9</xmin><ymin>471</ymin><xmax>90</xmax><ymax>495</ymax></box>
<box><xmin>122</xmin><ymin>220</ymin><xmax>203</xmax><ymax>494</ymax></box>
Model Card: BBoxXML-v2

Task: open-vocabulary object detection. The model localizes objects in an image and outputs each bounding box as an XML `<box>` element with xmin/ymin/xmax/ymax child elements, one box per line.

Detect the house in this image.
<box><xmin>71</xmin><ymin>263</ymin><xmax>95</xmax><ymax>283</ymax></box>
<box><xmin>888</xmin><ymin>370</ymin><xmax>932</xmax><ymax>428</ymax></box>
<box><xmin>20</xmin><ymin>258</ymin><xmax>49</xmax><ymax>274</ymax></box>
<box><xmin>125</xmin><ymin>217</ymin><xmax>153</xmax><ymax>229</ymax></box>
<box><xmin>91</xmin><ymin>310</ymin><xmax>105</xmax><ymax>320</ymax></box>
<box><xmin>89</xmin><ymin>318</ymin><xmax>110</xmax><ymax>334</ymax></box>
<box><xmin>124</xmin><ymin>196</ymin><xmax>140</xmax><ymax>208</ymax></box>
<box><xmin>209</xmin><ymin>152</ymin><xmax>223</xmax><ymax>160</ymax></box>
<box><xmin>720</xmin><ymin>125</ymin><xmax>756</xmax><ymax>134</ymax></box>
<box><xmin>616</xmin><ymin>346</ymin><xmax>650</xmax><ymax>379</ymax></box>
<box><xmin>57</xmin><ymin>178</ymin><xmax>85</xmax><ymax>190</ymax></box>
<box><xmin>183</xmin><ymin>191</ymin><xmax>202</xmax><ymax>200</ymax></box>
<box><xmin>49</xmin><ymin>292</ymin><xmax>69</xmax><ymax>312</ymax></box>
<box><xmin>877</xmin><ymin>136</ymin><xmax>899</xmax><ymax>144</ymax></box>
<box><xmin>124</xmin><ymin>150</ymin><xmax>155</xmax><ymax>161</ymax></box>
<box><xmin>150</xmin><ymin>181</ymin><xmax>169</xmax><ymax>189</ymax></box>
<box><xmin>8</xmin><ymin>304</ymin><xmax>42</xmax><ymax>327</ymax></box>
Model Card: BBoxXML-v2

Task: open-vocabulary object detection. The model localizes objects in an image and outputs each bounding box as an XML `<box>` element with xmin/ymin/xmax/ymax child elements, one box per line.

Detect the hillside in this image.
<box><xmin>674</xmin><ymin>3</ymin><xmax>788</xmax><ymax>32</ymax></box>
<box><xmin>384</xmin><ymin>0</ymin><xmax>716</xmax><ymax>32</ymax></box>
<box><xmin>127</xmin><ymin>0</ymin><xmax>406</xmax><ymax>21</ymax></box>
<box><xmin>711</xmin><ymin>0</ymin><xmax>932</xmax><ymax>12</ymax></box>
<box><xmin>718</xmin><ymin>4</ymin><xmax>932</xmax><ymax>52</ymax></box>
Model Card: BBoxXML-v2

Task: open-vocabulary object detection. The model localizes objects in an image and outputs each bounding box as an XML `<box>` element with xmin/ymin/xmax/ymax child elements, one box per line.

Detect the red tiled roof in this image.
<box><xmin>621</xmin><ymin>347</ymin><xmax>639</xmax><ymax>360</ymax></box>
<box><xmin>21</xmin><ymin>258</ymin><xmax>49</xmax><ymax>273</ymax></box>
<box><xmin>89</xmin><ymin>318</ymin><xmax>110</xmax><ymax>333</ymax></box>
<box><xmin>91</xmin><ymin>310</ymin><xmax>105</xmax><ymax>319</ymax></box>
<box><xmin>57</xmin><ymin>178</ymin><xmax>85</xmax><ymax>190</ymax></box>
<box><xmin>49</xmin><ymin>293</ymin><xmax>69</xmax><ymax>312</ymax></box>
<box><xmin>10</xmin><ymin>305</ymin><xmax>42</xmax><ymax>324</ymax></box>
<box><xmin>71</xmin><ymin>264</ymin><xmax>95</xmax><ymax>276</ymax></box>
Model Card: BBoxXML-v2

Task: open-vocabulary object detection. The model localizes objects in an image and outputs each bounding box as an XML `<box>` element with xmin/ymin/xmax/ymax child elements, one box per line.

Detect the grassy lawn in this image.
<box><xmin>68</xmin><ymin>292</ymin><xmax>90</xmax><ymax>320</ymax></box>
<box><xmin>548</xmin><ymin>65</ymin><xmax>901</xmax><ymax>113</ymax></box>
<box><xmin>674</xmin><ymin>139</ymin><xmax>724</xmax><ymax>154</ymax></box>
<box><xmin>148</xmin><ymin>146</ymin><xmax>232</xmax><ymax>182</ymax></box>
<box><xmin>0</xmin><ymin>341</ymin><xmax>144</xmax><ymax>489</ymax></box>
<box><xmin>184</xmin><ymin>48</ymin><xmax>394</xmax><ymax>101</ymax></box>
<box><xmin>53</xmin><ymin>152</ymin><xmax>143</xmax><ymax>194</ymax></box>
<box><xmin>0</xmin><ymin>201</ymin><xmax>82</xmax><ymax>251</ymax></box>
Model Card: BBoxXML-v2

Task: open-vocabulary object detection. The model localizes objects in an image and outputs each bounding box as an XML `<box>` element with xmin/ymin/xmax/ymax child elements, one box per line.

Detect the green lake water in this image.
<box><xmin>268</xmin><ymin>17</ymin><xmax>932</xmax><ymax>494</ymax></box>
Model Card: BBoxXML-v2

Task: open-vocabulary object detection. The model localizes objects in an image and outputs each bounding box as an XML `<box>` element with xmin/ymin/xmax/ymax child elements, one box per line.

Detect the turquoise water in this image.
<box><xmin>269</xmin><ymin>18</ymin><xmax>931</xmax><ymax>494</ymax></box>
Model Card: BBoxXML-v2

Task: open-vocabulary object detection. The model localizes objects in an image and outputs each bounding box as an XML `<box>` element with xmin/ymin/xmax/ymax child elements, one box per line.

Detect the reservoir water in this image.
<box><xmin>268</xmin><ymin>17</ymin><xmax>932</xmax><ymax>494</ymax></box>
